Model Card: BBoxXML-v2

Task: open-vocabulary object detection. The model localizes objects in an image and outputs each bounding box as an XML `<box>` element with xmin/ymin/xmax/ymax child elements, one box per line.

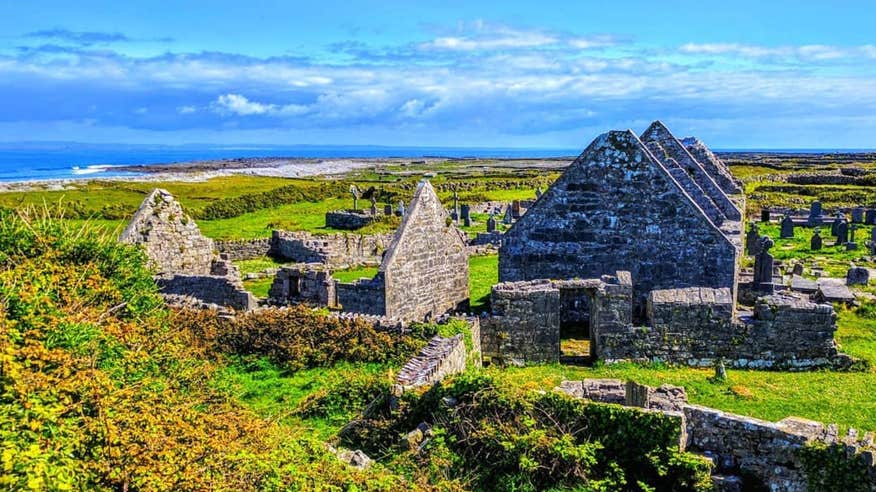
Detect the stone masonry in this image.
<box><xmin>499</xmin><ymin>124</ymin><xmax>740</xmax><ymax>316</ymax></box>
<box><xmin>271</xmin><ymin>230</ymin><xmax>393</xmax><ymax>267</ymax></box>
<box><xmin>336</xmin><ymin>180</ymin><xmax>469</xmax><ymax>322</ymax></box>
<box><xmin>395</xmin><ymin>334</ymin><xmax>467</xmax><ymax>390</ymax></box>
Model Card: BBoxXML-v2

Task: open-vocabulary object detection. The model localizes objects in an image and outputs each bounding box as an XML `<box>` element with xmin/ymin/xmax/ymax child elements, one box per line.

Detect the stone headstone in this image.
<box><xmin>852</xmin><ymin>207</ymin><xmax>865</xmax><ymax>223</ymax></box>
<box><xmin>397</xmin><ymin>200</ymin><xmax>406</xmax><ymax>217</ymax></box>
<box><xmin>808</xmin><ymin>201</ymin><xmax>823</xmax><ymax>226</ymax></box>
<box><xmin>370</xmin><ymin>196</ymin><xmax>378</xmax><ymax>216</ymax></box>
<box><xmin>535</xmin><ymin>186</ymin><xmax>543</xmax><ymax>199</ymax></box>
<box><xmin>810</xmin><ymin>230</ymin><xmax>823</xmax><ymax>251</ymax></box>
<box><xmin>866</xmin><ymin>209</ymin><xmax>876</xmax><ymax>225</ymax></box>
<box><xmin>792</xmin><ymin>263</ymin><xmax>804</xmax><ymax>276</ymax></box>
<box><xmin>780</xmin><ymin>215</ymin><xmax>794</xmax><ymax>239</ymax></box>
<box><xmin>836</xmin><ymin>220</ymin><xmax>849</xmax><ymax>245</ymax></box>
<box><xmin>452</xmin><ymin>191</ymin><xmax>460</xmax><ymax>224</ymax></box>
<box><xmin>745</xmin><ymin>223</ymin><xmax>760</xmax><ymax>256</ymax></box>
<box><xmin>384</xmin><ymin>204</ymin><xmax>393</xmax><ymax>216</ymax></box>
<box><xmin>846</xmin><ymin>266</ymin><xmax>870</xmax><ymax>286</ymax></box>
<box><xmin>486</xmin><ymin>213</ymin><xmax>497</xmax><ymax>233</ymax></box>
<box><xmin>503</xmin><ymin>205</ymin><xmax>513</xmax><ymax>225</ymax></box>
<box><xmin>461</xmin><ymin>204</ymin><xmax>471</xmax><ymax>227</ymax></box>
<box><xmin>761</xmin><ymin>209</ymin><xmax>770</xmax><ymax>222</ymax></box>
<box><xmin>753</xmin><ymin>236</ymin><xmax>775</xmax><ymax>292</ymax></box>
<box><xmin>831</xmin><ymin>213</ymin><xmax>844</xmax><ymax>236</ymax></box>
<box><xmin>511</xmin><ymin>200</ymin><xmax>522</xmax><ymax>220</ymax></box>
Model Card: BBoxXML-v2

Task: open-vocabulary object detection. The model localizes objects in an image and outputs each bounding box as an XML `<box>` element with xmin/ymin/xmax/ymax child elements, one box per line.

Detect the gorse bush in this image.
<box><xmin>342</xmin><ymin>372</ymin><xmax>714</xmax><ymax>491</ymax></box>
<box><xmin>175</xmin><ymin>306</ymin><xmax>426</xmax><ymax>371</ymax></box>
<box><xmin>0</xmin><ymin>208</ymin><xmax>415</xmax><ymax>491</ymax></box>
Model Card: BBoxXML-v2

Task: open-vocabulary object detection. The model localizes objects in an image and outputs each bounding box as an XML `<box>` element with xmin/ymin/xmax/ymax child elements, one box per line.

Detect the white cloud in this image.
<box><xmin>211</xmin><ymin>93</ymin><xmax>309</xmax><ymax>117</ymax></box>
<box><xmin>177</xmin><ymin>105</ymin><xmax>197</xmax><ymax>114</ymax></box>
<box><xmin>678</xmin><ymin>42</ymin><xmax>876</xmax><ymax>61</ymax></box>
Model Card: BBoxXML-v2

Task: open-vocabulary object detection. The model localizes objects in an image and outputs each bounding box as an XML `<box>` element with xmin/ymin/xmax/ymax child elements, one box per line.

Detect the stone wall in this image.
<box><xmin>335</xmin><ymin>274</ymin><xmax>386</xmax><ymax>316</ymax></box>
<box><xmin>120</xmin><ymin>189</ymin><xmax>216</xmax><ymax>275</ymax></box>
<box><xmin>215</xmin><ymin>238</ymin><xmax>272</xmax><ymax>260</ymax></box>
<box><xmin>558</xmin><ymin>380</ymin><xmax>876</xmax><ymax>490</ymax></box>
<box><xmin>156</xmin><ymin>274</ymin><xmax>256</xmax><ymax>311</ymax></box>
<box><xmin>681</xmin><ymin>136</ymin><xmax>743</xmax><ymax>195</ymax></box>
<box><xmin>271</xmin><ymin>230</ymin><xmax>393</xmax><ymax>267</ymax></box>
<box><xmin>499</xmin><ymin>127</ymin><xmax>739</xmax><ymax>316</ymax></box>
<box><xmin>482</xmin><ymin>280</ymin><xmax>561</xmax><ymax>363</ymax></box>
<box><xmin>395</xmin><ymin>334</ymin><xmax>467</xmax><ymax>390</ymax></box>
<box><xmin>380</xmin><ymin>181</ymin><xmax>469</xmax><ymax>322</ymax></box>
<box><xmin>268</xmin><ymin>263</ymin><xmax>336</xmax><ymax>307</ymax></box>
<box><xmin>603</xmin><ymin>290</ymin><xmax>845</xmax><ymax>370</ymax></box>
<box><xmin>325</xmin><ymin>210</ymin><xmax>376</xmax><ymax>230</ymax></box>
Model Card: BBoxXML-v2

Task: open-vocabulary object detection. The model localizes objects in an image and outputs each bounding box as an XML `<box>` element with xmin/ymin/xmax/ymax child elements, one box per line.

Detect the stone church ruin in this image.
<box><xmin>120</xmin><ymin>189</ymin><xmax>256</xmax><ymax>310</ymax></box>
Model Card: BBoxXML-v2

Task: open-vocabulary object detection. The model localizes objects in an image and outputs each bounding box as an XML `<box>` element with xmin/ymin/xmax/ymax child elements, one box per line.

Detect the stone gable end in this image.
<box><xmin>499</xmin><ymin>129</ymin><xmax>738</xmax><ymax>311</ymax></box>
<box><xmin>381</xmin><ymin>181</ymin><xmax>469</xmax><ymax>321</ymax></box>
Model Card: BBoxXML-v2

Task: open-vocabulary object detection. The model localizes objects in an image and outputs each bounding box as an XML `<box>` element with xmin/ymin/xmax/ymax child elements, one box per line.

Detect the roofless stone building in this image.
<box><xmin>336</xmin><ymin>180</ymin><xmax>469</xmax><ymax>321</ymax></box>
<box><xmin>499</xmin><ymin>122</ymin><xmax>743</xmax><ymax>315</ymax></box>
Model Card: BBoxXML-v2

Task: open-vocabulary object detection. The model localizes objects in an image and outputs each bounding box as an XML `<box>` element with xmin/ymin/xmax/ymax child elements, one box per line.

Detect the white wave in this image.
<box><xmin>70</xmin><ymin>164</ymin><xmax>122</xmax><ymax>175</ymax></box>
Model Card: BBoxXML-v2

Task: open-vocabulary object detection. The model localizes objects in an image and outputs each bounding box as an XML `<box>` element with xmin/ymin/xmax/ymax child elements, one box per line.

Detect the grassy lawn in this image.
<box><xmin>211</xmin><ymin>358</ymin><xmax>394</xmax><ymax>440</ymax></box>
<box><xmin>469</xmin><ymin>254</ymin><xmax>499</xmax><ymax>312</ymax></box>
<box><xmin>333</xmin><ymin>265</ymin><xmax>379</xmax><ymax>283</ymax></box>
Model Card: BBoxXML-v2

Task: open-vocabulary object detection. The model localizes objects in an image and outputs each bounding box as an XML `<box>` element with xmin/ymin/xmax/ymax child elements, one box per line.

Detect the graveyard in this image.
<box><xmin>3</xmin><ymin>125</ymin><xmax>876</xmax><ymax>490</ymax></box>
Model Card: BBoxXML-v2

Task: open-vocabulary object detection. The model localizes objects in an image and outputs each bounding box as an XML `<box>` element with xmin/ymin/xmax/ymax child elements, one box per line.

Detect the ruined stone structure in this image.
<box><xmin>269</xmin><ymin>263</ymin><xmax>337</xmax><ymax>306</ymax></box>
<box><xmin>481</xmin><ymin>271</ymin><xmax>849</xmax><ymax>369</ymax></box>
<box><xmin>325</xmin><ymin>210</ymin><xmax>377</xmax><ymax>230</ymax></box>
<box><xmin>335</xmin><ymin>181</ymin><xmax>469</xmax><ymax>322</ymax></box>
<box><xmin>395</xmin><ymin>334</ymin><xmax>468</xmax><ymax>390</ymax></box>
<box><xmin>120</xmin><ymin>189</ymin><xmax>256</xmax><ymax>310</ymax></box>
<box><xmin>558</xmin><ymin>379</ymin><xmax>876</xmax><ymax>491</ymax></box>
<box><xmin>499</xmin><ymin>123</ymin><xmax>741</xmax><ymax>314</ymax></box>
<box><xmin>272</xmin><ymin>230</ymin><xmax>393</xmax><ymax>267</ymax></box>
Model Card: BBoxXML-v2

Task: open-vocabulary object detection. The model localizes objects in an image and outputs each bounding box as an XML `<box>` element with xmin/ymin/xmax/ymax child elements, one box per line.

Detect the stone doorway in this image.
<box><xmin>558</xmin><ymin>286</ymin><xmax>594</xmax><ymax>364</ymax></box>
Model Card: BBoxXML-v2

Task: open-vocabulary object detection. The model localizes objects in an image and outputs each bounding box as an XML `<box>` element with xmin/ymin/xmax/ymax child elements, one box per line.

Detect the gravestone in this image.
<box><xmin>349</xmin><ymin>185</ymin><xmax>360</xmax><ymax>210</ymax></box>
<box><xmin>753</xmin><ymin>236</ymin><xmax>775</xmax><ymax>293</ymax></box>
<box><xmin>811</xmin><ymin>229</ymin><xmax>823</xmax><ymax>251</ymax></box>
<box><xmin>847</xmin><ymin>223</ymin><xmax>859</xmax><ymax>250</ymax></box>
<box><xmin>847</xmin><ymin>266</ymin><xmax>870</xmax><ymax>286</ymax></box>
<box><xmin>852</xmin><ymin>207</ymin><xmax>864</xmax><ymax>223</ymax></box>
<box><xmin>451</xmin><ymin>191</ymin><xmax>460</xmax><ymax>224</ymax></box>
<box><xmin>807</xmin><ymin>200</ymin><xmax>823</xmax><ymax>226</ymax></box>
<box><xmin>745</xmin><ymin>223</ymin><xmax>761</xmax><ymax>256</ymax></box>
<box><xmin>535</xmin><ymin>186</ymin><xmax>543</xmax><ymax>199</ymax></box>
<box><xmin>866</xmin><ymin>209</ymin><xmax>876</xmax><ymax>225</ymax></box>
<box><xmin>461</xmin><ymin>204</ymin><xmax>471</xmax><ymax>227</ymax></box>
<box><xmin>370</xmin><ymin>196</ymin><xmax>378</xmax><ymax>216</ymax></box>
<box><xmin>503</xmin><ymin>205</ymin><xmax>513</xmax><ymax>225</ymax></box>
<box><xmin>836</xmin><ymin>220</ymin><xmax>849</xmax><ymax>245</ymax></box>
<box><xmin>486</xmin><ymin>213</ymin><xmax>497</xmax><ymax>233</ymax></box>
<box><xmin>831</xmin><ymin>213</ymin><xmax>845</xmax><ymax>236</ymax></box>
<box><xmin>761</xmin><ymin>209</ymin><xmax>770</xmax><ymax>222</ymax></box>
<box><xmin>511</xmin><ymin>200</ymin><xmax>522</xmax><ymax>219</ymax></box>
<box><xmin>397</xmin><ymin>200</ymin><xmax>406</xmax><ymax>217</ymax></box>
<box><xmin>792</xmin><ymin>263</ymin><xmax>804</xmax><ymax>276</ymax></box>
<box><xmin>868</xmin><ymin>228</ymin><xmax>876</xmax><ymax>255</ymax></box>
<box><xmin>384</xmin><ymin>204</ymin><xmax>393</xmax><ymax>216</ymax></box>
<box><xmin>780</xmin><ymin>215</ymin><xmax>794</xmax><ymax>239</ymax></box>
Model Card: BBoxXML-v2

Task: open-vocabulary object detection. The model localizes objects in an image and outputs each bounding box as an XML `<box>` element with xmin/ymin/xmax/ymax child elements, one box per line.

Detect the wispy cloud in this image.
<box><xmin>22</xmin><ymin>28</ymin><xmax>173</xmax><ymax>46</ymax></box>
<box><xmin>211</xmin><ymin>94</ymin><xmax>309</xmax><ymax>117</ymax></box>
<box><xmin>678</xmin><ymin>42</ymin><xmax>876</xmax><ymax>61</ymax></box>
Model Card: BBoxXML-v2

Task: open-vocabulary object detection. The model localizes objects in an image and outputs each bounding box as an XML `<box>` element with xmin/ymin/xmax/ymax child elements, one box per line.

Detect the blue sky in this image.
<box><xmin>0</xmin><ymin>0</ymin><xmax>874</xmax><ymax>148</ymax></box>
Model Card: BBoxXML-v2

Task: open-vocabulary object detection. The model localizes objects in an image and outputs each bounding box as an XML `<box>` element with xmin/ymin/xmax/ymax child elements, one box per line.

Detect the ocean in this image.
<box><xmin>0</xmin><ymin>143</ymin><xmax>871</xmax><ymax>183</ymax></box>
<box><xmin>0</xmin><ymin>144</ymin><xmax>581</xmax><ymax>183</ymax></box>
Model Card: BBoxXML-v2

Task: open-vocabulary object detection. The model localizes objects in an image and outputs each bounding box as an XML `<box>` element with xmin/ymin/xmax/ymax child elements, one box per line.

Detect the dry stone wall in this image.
<box><xmin>215</xmin><ymin>238</ymin><xmax>272</xmax><ymax>260</ymax></box>
<box><xmin>481</xmin><ymin>280</ymin><xmax>561</xmax><ymax>363</ymax></box>
<box><xmin>156</xmin><ymin>274</ymin><xmax>256</xmax><ymax>311</ymax></box>
<box><xmin>268</xmin><ymin>263</ymin><xmax>336</xmax><ymax>307</ymax></box>
<box><xmin>395</xmin><ymin>334</ymin><xmax>467</xmax><ymax>390</ymax></box>
<box><xmin>499</xmin><ymin>127</ymin><xmax>739</xmax><ymax>315</ymax></box>
<box><xmin>271</xmin><ymin>230</ymin><xmax>392</xmax><ymax>267</ymax></box>
<box><xmin>335</xmin><ymin>275</ymin><xmax>386</xmax><ymax>316</ymax></box>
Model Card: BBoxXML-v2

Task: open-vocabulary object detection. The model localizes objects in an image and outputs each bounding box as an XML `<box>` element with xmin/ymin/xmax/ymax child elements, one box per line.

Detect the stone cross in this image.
<box><xmin>811</xmin><ymin>229</ymin><xmax>822</xmax><ymax>251</ymax></box>
<box><xmin>397</xmin><ymin>200</ymin><xmax>406</xmax><ymax>217</ymax></box>
<box><xmin>780</xmin><ymin>215</ymin><xmax>794</xmax><ymax>239</ymax></box>
<box><xmin>835</xmin><ymin>220</ymin><xmax>849</xmax><ymax>245</ymax></box>
<box><xmin>745</xmin><ymin>223</ymin><xmax>760</xmax><ymax>256</ymax></box>
<box><xmin>486</xmin><ymin>213</ymin><xmax>497</xmax><ymax>233</ymax></box>
<box><xmin>753</xmin><ymin>236</ymin><xmax>775</xmax><ymax>293</ymax></box>
<box><xmin>349</xmin><ymin>185</ymin><xmax>360</xmax><ymax>210</ymax></box>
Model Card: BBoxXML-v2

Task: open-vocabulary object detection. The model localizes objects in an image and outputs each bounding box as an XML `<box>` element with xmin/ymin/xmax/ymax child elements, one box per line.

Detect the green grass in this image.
<box><xmin>243</xmin><ymin>277</ymin><xmax>274</xmax><ymax>298</ymax></box>
<box><xmin>211</xmin><ymin>358</ymin><xmax>395</xmax><ymax>440</ymax></box>
<box><xmin>752</xmin><ymin>223</ymin><xmax>875</xmax><ymax>277</ymax></box>
<box><xmin>333</xmin><ymin>265</ymin><xmax>379</xmax><ymax>283</ymax></box>
<box><xmin>469</xmin><ymin>254</ymin><xmax>499</xmax><ymax>312</ymax></box>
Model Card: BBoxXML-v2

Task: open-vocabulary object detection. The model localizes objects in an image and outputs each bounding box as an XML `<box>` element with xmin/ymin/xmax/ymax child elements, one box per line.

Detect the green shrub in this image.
<box><xmin>798</xmin><ymin>443</ymin><xmax>873</xmax><ymax>492</ymax></box>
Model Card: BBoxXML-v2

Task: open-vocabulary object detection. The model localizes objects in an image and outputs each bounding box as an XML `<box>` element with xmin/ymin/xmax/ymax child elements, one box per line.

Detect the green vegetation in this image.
<box><xmin>334</xmin><ymin>264</ymin><xmax>380</xmax><ymax>283</ymax></box>
<box><xmin>747</xmin><ymin>223</ymin><xmax>875</xmax><ymax>277</ymax></box>
<box><xmin>469</xmin><ymin>254</ymin><xmax>499</xmax><ymax>312</ymax></box>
